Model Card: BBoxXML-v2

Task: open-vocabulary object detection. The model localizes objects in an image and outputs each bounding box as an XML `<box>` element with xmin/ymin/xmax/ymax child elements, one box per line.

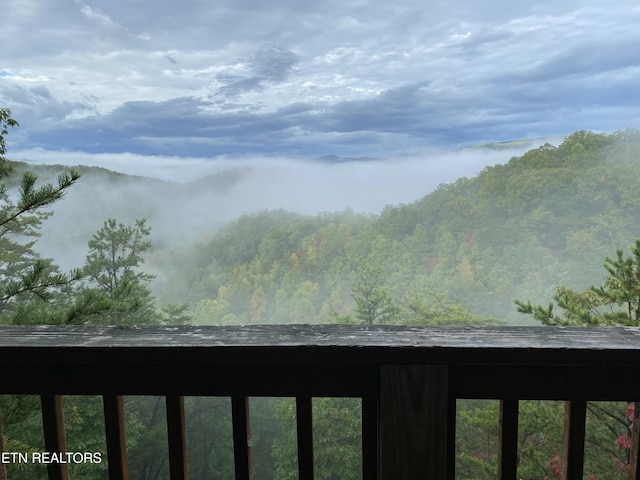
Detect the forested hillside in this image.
<box><xmin>4</xmin><ymin>125</ymin><xmax>640</xmax><ymax>479</ymax></box>
<box><xmin>17</xmin><ymin>129</ymin><xmax>633</xmax><ymax>327</ymax></box>
<box><xmin>156</xmin><ymin>130</ymin><xmax>640</xmax><ymax>325</ymax></box>
<box><xmin>16</xmin><ymin>129</ymin><xmax>640</xmax><ymax>328</ymax></box>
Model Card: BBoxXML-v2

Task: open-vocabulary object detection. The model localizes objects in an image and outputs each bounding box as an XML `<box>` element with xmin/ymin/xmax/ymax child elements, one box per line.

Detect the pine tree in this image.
<box><xmin>81</xmin><ymin>218</ymin><xmax>158</xmax><ymax>325</ymax></box>
<box><xmin>351</xmin><ymin>258</ymin><xmax>398</xmax><ymax>325</ymax></box>
<box><xmin>81</xmin><ymin>218</ymin><xmax>193</xmax><ymax>326</ymax></box>
<box><xmin>516</xmin><ymin>240</ymin><xmax>640</xmax><ymax>478</ymax></box>
<box><xmin>0</xmin><ymin>108</ymin><xmax>82</xmax><ymax>480</ymax></box>
<box><xmin>516</xmin><ymin>239</ymin><xmax>640</xmax><ymax>326</ymax></box>
<box><xmin>0</xmin><ymin>108</ymin><xmax>81</xmax><ymax>325</ymax></box>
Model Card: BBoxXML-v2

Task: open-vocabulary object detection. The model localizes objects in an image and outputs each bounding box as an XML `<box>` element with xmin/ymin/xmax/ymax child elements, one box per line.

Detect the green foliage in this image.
<box><xmin>160</xmin><ymin>130</ymin><xmax>640</xmax><ymax>326</ymax></box>
<box><xmin>273</xmin><ymin>398</ymin><xmax>362</xmax><ymax>480</ymax></box>
<box><xmin>3</xmin><ymin>119</ymin><xmax>640</xmax><ymax>478</ymax></box>
<box><xmin>516</xmin><ymin>241</ymin><xmax>640</xmax><ymax>478</ymax></box>
<box><xmin>401</xmin><ymin>290</ymin><xmax>500</xmax><ymax>325</ymax></box>
<box><xmin>517</xmin><ymin>240</ymin><xmax>640</xmax><ymax>326</ymax></box>
<box><xmin>183</xmin><ymin>397</ymin><xmax>235</xmax><ymax>479</ymax></box>
<box><xmin>0</xmin><ymin>110</ymin><xmax>81</xmax><ymax>325</ymax></box>
<box><xmin>79</xmin><ymin>218</ymin><xmax>192</xmax><ymax>326</ymax></box>
<box><xmin>456</xmin><ymin>400</ymin><xmax>631</xmax><ymax>480</ymax></box>
<box><xmin>350</xmin><ymin>258</ymin><xmax>398</xmax><ymax>325</ymax></box>
<box><xmin>0</xmin><ymin>108</ymin><xmax>19</xmax><ymax>178</ymax></box>
<box><xmin>125</xmin><ymin>396</ymin><xmax>171</xmax><ymax>479</ymax></box>
<box><xmin>0</xmin><ymin>112</ymin><xmax>186</xmax><ymax>480</ymax></box>
<box><xmin>84</xmin><ymin>218</ymin><xmax>153</xmax><ymax>296</ymax></box>
<box><xmin>73</xmin><ymin>218</ymin><xmax>156</xmax><ymax>325</ymax></box>
<box><xmin>158</xmin><ymin>302</ymin><xmax>193</xmax><ymax>325</ymax></box>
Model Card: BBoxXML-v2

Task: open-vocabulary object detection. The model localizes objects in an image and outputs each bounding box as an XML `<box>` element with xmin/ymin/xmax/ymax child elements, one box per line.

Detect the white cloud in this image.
<box><xmin>78</xmin><ymin>2</ymin><xmax>118</xmax><ymax>29</ymax></box>
<box><xmin>1</xmin><ymin>0</ymin><xmax>638</xmax><ymax>158</ymax></box>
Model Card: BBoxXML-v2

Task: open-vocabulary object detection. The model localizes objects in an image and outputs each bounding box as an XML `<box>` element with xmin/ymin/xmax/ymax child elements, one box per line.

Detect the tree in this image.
<box><xmin>81</xmin><ymin>218</ymin><xmax>192</xmax><ymax>326</ymax></box>
<box><xmin>0</xmin><ymin>111</ymin><xmax>193</xmax><ymax>480</ymax></box>
<box><xmin>0</xmin><ymin>109</ymin><xmax>81</xmax><ymax>325</ymax></box>
<box><xmin>516</xmin><ymin>240</ymin><xmax>640</xmax><ymax>478</ymax></box>
<box><xmin>0</xmin><ymin>109</ymin><xmax>18</xmax><ymax>178</ymax></box>
<box><xmin>85</xmin><ymin>219</ymin><xmax>153</xmax><ymax>298</ymax></box>
<box><xmin>516</xmin><ymin>240</ymin><xmax>640</xmax><ymax>326</ymax></box>
<box><xmin>82</xmin><ymin>218</ymin><xmax>158</xmax><ymax>325</ymax></box>
<box><xmin>402</xmin><ymin>289</ymin><xmax>501</xmax><ymax>326</ymax></box>
<box><xmin>273</xmin><ymin>397</ymin><xmax>362</xmax><ymax>480</ymax></box>
<box><xmin>350</xmin><ymin>258</ymin><xmax>398</xmax><ymax>325</ymax></box>
<box><xmin>0</xmin><ymin>108</ymin><xmax>82</xmax><ymax>479</ymax></box>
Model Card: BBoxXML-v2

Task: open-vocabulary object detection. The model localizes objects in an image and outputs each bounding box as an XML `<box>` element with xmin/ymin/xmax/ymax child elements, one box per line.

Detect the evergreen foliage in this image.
<box><xmin>0</xmin><ymin>109</ymin><xmax>81</xmax><ymax>325</ymax></box>
<box><xmin>350</xmin><ymin>258</ymin><xmax>398</xmax><ymax>325</ymax></box>
<box><xmin>515</xmin><ymin>240</ymin><xmax>640</xmax><ymax>478</ymax></box>
<box><xmin>80</xmin><ymin>218</ymin><xmax>158</xmax><ymax>326</ymax></box>
<box><xmin>3</xmin><ymin>113</ymin><xmax>640</xmax><ymax>478</ymax></box>
<box><xmin>0</xmin><ymin>110</ymin><xmax>191</xmax><ymax>480</ymax></box>
<box><xmin>517</xmin><ymin>240</ymin><xmax>640</xmax><ymax>326</ymax></box>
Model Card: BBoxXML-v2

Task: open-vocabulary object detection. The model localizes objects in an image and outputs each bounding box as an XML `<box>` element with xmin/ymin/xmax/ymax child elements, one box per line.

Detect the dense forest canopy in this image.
<box><xmin>3</xmin><ymin>112</ymin><xmax>640</xmax><ymax>478</ymax></box>
<box><xmin>145</xmin><ymin>129</ymin><xmax>640</xmax><ymax>325</ymax></box>
<box><xmin>4</xmin><ymin>128</ymin><xmax>640</xmax><ymax>326</ymax></box>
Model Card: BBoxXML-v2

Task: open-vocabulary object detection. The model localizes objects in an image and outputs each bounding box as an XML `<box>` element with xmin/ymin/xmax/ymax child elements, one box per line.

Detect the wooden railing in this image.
<box><xmin>2</xmin><ymin>324</ymin><xmax>640</xmax><ymax>479</ymax></box>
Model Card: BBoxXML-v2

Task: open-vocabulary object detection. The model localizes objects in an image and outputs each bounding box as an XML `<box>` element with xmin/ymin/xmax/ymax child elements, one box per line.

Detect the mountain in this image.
<box><xmin>7</xmin><ymin>129</ymin><xmax>640</xmax><ymax>325</ymax></box>
<box><xmin>155</xmin><ymin>130</ymin><xmax>640</xmax><ymax>325</ymax></box>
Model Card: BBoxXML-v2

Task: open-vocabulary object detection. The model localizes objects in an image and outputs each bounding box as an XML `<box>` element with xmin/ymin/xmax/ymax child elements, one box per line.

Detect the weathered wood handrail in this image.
<box><xmin>2</xmin><ymin>324</ymin><xmax>640</xmax><ymax>480</ymax></box>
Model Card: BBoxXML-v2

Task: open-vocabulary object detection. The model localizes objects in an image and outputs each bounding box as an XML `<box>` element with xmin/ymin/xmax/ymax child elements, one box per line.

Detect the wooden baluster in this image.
<box><xmin>563</xmin><ymin>400</ymin><xmax>586</xmax><ymax>480</ymax></box>
<box><xmin>380</xmin><ymin>365</ymin><xmax>449</xmax><ymax>480</ymax></box>
<box><xmin>166</xmin><ymin>395</ymin><xmax>189</xmax><ymax>480</ymax></box>
<box><xmin>498</xmin><ymin>400</ymin><xmax>519</xmax><ymax>480</ymax></box>
<box><xmin>231</xmin><ymin>396</ymin><xmax>252</xmax><ymax>480</ymax></box>
<box><xmin>40</xmin><ymin>395</ymin><xmax>69</xmax><ymax>480</ymax></box>
<box><xmin>296</xmin><ymin>396</ymin><xmax>314</xmax><ymax>480</ymax></box>
<box><xmin>103</xmin><ymin>395</ymin><xmax>129</xmax><ymax>480</ymax></box>
<box><xmin>362</xmin><ymin>395</ymin><xmax>379</xmax><ymax>480</ymax></box>
<box><xmin>447</xmin><ymin>396</ymin><xmax>457</xmax><ymax>480</ymax></box>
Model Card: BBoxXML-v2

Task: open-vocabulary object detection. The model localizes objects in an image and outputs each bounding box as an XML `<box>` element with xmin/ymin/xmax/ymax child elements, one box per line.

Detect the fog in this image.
<box><xmin>13</xmin><ymin>138</ymin><xmax>559</xmax><ymax>272</ymax></box>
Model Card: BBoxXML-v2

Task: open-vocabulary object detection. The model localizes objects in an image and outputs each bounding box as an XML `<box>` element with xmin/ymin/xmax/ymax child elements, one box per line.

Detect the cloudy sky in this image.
<box><xmin>1</xmin><ymin>0</ymin><xmax>639</xmax><ymax>164</ymax></box>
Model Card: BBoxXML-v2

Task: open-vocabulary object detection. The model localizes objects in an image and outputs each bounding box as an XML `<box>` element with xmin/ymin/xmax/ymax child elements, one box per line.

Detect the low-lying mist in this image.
<box><xmin>15</xmin><ymin>139</ymin><xmax>557</xmax><ymax>272</ymax></box>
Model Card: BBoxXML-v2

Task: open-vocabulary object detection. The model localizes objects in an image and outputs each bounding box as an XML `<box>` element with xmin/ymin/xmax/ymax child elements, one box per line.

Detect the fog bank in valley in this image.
<box><xmin>13</xmin><ymin>140</ymin><xmax>557</xmax><ymax>271</ymax></box>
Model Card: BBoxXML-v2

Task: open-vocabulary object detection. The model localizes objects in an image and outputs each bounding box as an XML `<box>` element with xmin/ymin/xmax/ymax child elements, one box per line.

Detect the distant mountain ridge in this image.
<box><xmin>7</xmin><ymin>130</ymin><xmax>640</xmax><ymax>326</ymax></box>
<box><xmin>154</xmin><ymin>130</ymin><xmax>640</xmax><ymax>325</ymax></box>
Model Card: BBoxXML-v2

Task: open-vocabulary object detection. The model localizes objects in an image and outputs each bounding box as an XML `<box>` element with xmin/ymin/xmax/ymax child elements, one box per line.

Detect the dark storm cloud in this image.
<box><xmin>21</xmin><ymin>81</ymin><xmax>492</xmax><ymax>156</ymax></box>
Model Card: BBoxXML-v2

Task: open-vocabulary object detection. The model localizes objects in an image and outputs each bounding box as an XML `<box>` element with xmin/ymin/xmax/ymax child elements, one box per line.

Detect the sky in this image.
<box><xmin>1</xmin><ymin>0</ymin><xmax>639</xmax><ymax>168</ymax></box>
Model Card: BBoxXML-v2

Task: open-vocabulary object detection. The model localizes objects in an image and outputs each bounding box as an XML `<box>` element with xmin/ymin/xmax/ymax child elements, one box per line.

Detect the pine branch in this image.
<box><xmin>0</xmin><ymin>262</ymin><xmax>82</xmax><ymax>304</ymax></box>
<box><xmin>0</xmin><ymin>171</ymin><xmax>80</xmax><ymax>231</ymax></box>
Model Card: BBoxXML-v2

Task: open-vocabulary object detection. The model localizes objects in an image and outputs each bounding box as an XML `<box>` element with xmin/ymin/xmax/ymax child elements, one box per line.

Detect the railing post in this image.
<box><xmin>362</xmin><ymin>395</ymin><xmax>379</xmax><ymax>480</ymax></box>
<box><xmin>40</xmin><ymin>395</ymin><xmax>69</xmax><ymax>480</ymax></box>
<box><xmin>563</xmin><ymin>400</ymin><xmax>586</xmax><ymax>480</ymax></box>
<box><xmin>296</xmin><ymin>396</ymin><xmax>314</xmax><ymax>480</ymax></box>
<box><xmin>166</xmin><ymin>395</ymin><xmax>189</xmax><ymax>480</ymax></box>
<box><xmin>499</xmin><ymin>400</ymin><xmax>519</xmax><ymax>480</ymax></box>
<box><xmin>231</xmin><ymin>396</ymin><xmax>252</xmax><ymax>480</ymax></box>
<box><xmin>103</xmin><ymin>395</ymin><xmax>129</xmax><ymax>480</ymax></box>
<box><xmin>447</xmin><ymin>395</ymin><xmax>457</xmax><ymax>480</ymax></box>
<box><xmin>379</xmin><ymin>365</ymin><xmax>449</xmax><ymax>480</ymax></box>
